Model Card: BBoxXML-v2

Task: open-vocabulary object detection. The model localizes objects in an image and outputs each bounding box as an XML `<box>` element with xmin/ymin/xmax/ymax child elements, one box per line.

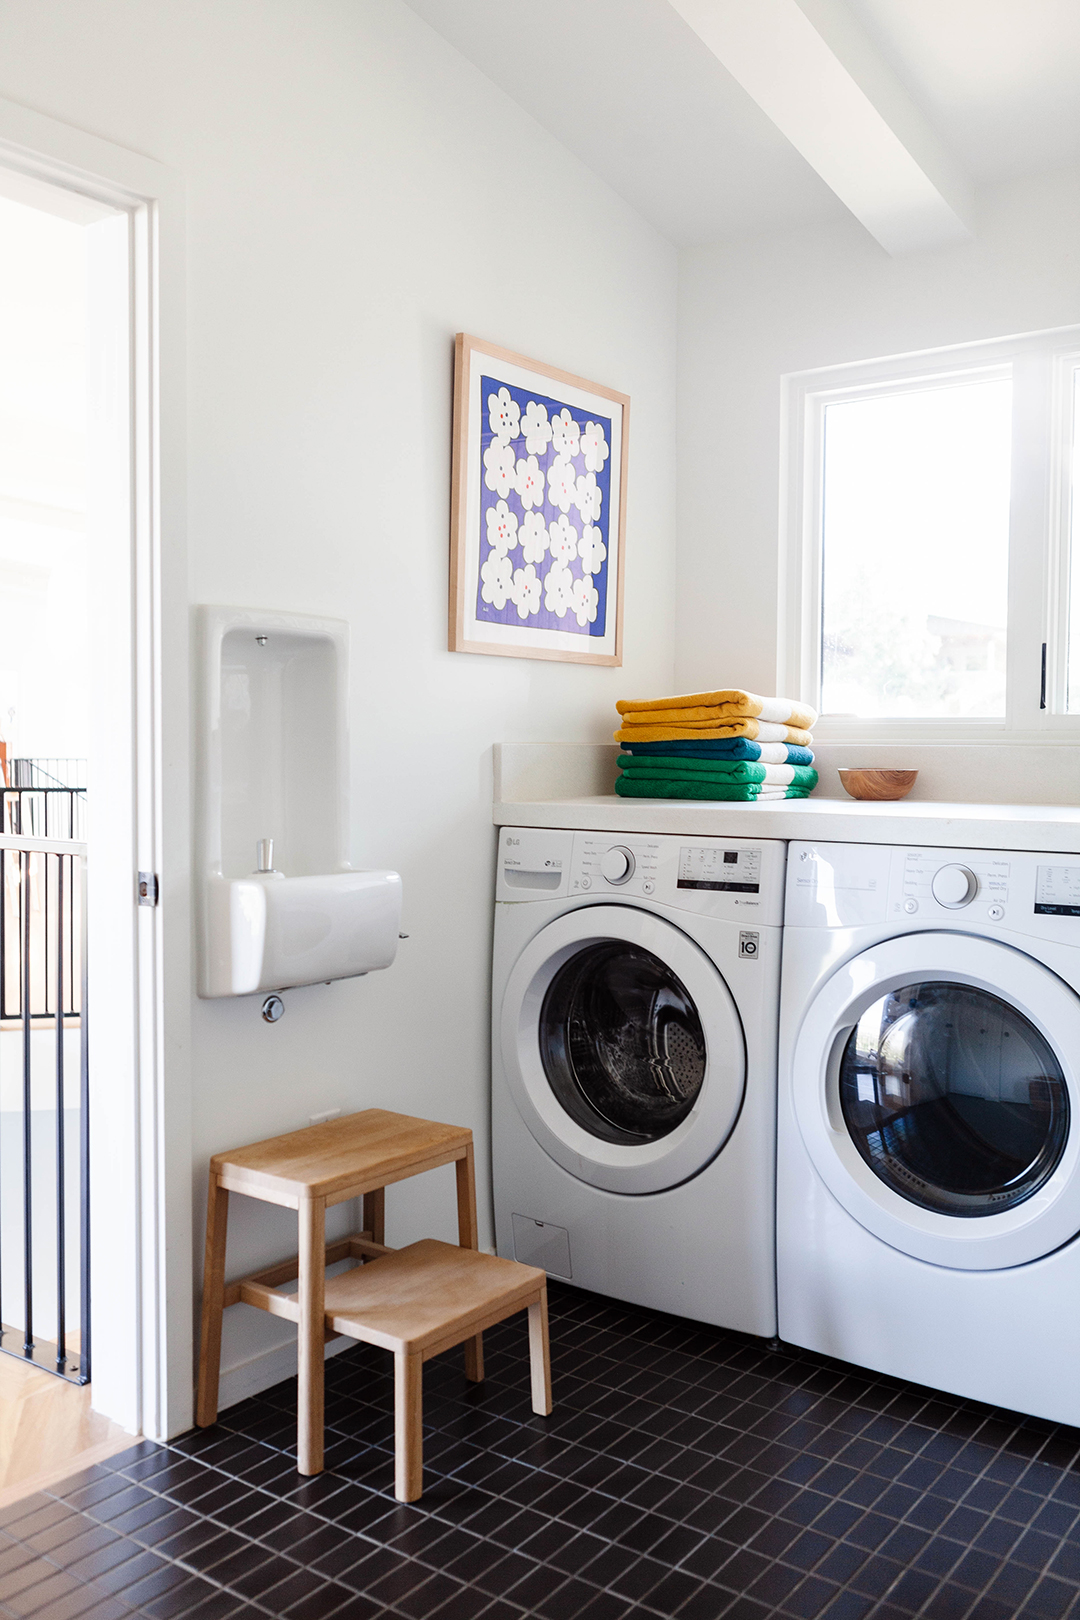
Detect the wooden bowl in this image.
<box><xmin>838</xmin><ymin>768</ymin><xmax>918</xmax><ymax>802</ymax></box>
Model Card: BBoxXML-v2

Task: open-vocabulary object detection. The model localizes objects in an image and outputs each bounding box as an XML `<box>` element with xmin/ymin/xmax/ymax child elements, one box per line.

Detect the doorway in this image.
<box><xmin>0</xmin><ymin>169</ymin><xmax>135</xmax><ymax>1488</ymax></box>
<box><xmin>0</xmin><ymin>95</ymin><xmax>188</xmax><ymax>1467</ymax></box>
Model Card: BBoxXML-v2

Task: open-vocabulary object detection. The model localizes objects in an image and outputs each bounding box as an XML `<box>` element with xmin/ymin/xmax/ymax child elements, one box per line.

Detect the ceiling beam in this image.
<box><xmin>668</xmin><ymin>0</ymin><xmax>975</xmax><ymax>254</ymax></box>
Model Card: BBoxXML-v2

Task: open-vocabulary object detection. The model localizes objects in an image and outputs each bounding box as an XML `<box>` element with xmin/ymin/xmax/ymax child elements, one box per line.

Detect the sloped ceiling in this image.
<box><xmin>403</xmin><ymin>0</ymin><xmax>848</xmax><ymax>246</ymax></box>
<box><xmin>403</xmin><ymin>0</ymin><xmax>1080</xmax><ymax>247</ymax></box>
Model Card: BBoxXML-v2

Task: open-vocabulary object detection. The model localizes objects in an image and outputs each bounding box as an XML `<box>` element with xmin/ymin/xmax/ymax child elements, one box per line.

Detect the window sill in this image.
<box><xmin>810</xmin><ymin>738</ymin><xmax>1080</xmax><ymax>809</ymax></box>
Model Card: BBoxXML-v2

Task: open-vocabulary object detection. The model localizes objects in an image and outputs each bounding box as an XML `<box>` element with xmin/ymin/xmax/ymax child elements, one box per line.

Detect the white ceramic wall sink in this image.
<box><xmin>197</xmin><ymin>606</ymin><xmax>402</xmax><ymax>998</ymax></box>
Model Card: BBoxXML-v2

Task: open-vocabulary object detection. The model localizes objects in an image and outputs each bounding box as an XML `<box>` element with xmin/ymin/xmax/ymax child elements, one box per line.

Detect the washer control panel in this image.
<box><xmin>677</xmin><ymin>845</ymin><xmax>761</xmax><ymax>895</ymax></box>
<box><xmin>566</xmin><ymin>833</ymin><xmax>784</xmax><ymax>923</ymax></box>
<box><xmin>572</xmin><ymin>836</ymin><xmax>660</xmax><ymax>897</ymax></box>
<box><xmin>495</xmin><ymin>828</ymin><xmax>786</xmax><ymax>923</ymax></box>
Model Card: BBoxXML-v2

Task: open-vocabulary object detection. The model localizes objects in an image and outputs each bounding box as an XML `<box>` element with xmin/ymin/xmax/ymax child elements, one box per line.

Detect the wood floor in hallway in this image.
<box><xmin>0</xmin><ymin>1351</ymin><xmax>134</xmax><ymax>1507</ymax></box>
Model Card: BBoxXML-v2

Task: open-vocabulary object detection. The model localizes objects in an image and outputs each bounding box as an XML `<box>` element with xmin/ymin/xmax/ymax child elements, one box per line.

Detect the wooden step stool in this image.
<box><xmin>197</xmin><ymin>1108</ymin><xmax>488</xmax><ymax>1475</ymax></box>
<box><xmin>322</xmin><ymin>1238</ymin><xmax>551</xmax><ymax>1501</ymax></box>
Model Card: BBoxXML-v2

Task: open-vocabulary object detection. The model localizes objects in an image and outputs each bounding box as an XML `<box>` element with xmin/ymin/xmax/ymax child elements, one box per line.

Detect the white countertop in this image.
<box><xmin>493</xmin><ymin>794</ymin><xmax>1080</xmax><ymax>853</ymax></box>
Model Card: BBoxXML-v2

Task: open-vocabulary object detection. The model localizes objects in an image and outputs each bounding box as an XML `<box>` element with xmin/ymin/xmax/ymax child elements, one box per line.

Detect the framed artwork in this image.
<box><xmin>449</xmin><ymin>333</ymin><xmax>629</xmax><ymax>665</ymax></box>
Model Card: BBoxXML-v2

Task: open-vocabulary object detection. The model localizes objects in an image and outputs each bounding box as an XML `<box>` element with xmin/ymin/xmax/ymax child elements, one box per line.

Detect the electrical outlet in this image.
<box><xmin>309</xmin><ymin>1107</ymin><xmax>341</xmax><ymax>1127</ymax></box>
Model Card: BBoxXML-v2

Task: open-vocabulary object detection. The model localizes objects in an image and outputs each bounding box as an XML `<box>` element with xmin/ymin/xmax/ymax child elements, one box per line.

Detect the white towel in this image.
<box><xmin>757</xmin><ymin>744</ymin><xmax>808</xmax><ymax>764</ymax></box>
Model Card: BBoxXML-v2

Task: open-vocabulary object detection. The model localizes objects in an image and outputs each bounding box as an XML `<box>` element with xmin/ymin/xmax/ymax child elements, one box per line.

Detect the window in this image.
<box><xmin>782</xmin><ymin>327</ymin><xmax>1080</xmax><ymax>738</ymax></box>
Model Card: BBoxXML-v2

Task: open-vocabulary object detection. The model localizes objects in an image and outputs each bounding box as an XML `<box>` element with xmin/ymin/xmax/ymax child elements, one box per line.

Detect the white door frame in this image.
<box><xmin>0</xmin><ymin>96</ymin><xmax>190</xmax><ymax>1440</ymax></box>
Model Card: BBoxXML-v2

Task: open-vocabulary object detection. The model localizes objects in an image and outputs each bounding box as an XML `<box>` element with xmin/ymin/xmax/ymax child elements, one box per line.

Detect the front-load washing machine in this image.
<box><xmin>778</xmin><ymin>839</ymin><xmax>1080</xmax><ymax>1424</ymax></box>
<box><xmin>492</xmin><ymin>826</ymin><xmax>786</xmax><ymax>1335</ymax></box>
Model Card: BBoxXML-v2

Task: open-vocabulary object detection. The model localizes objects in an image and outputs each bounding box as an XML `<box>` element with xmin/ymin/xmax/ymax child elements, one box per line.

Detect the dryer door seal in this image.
<box><xmin>794</xmin><ymin>932</ymin><xmax>1080</xmax><ymax>1268</ymax></box>
<box><xmin>501</xmin><ymin>906</ymin><xmax>746</xmax><ymax>1194</ymax></box>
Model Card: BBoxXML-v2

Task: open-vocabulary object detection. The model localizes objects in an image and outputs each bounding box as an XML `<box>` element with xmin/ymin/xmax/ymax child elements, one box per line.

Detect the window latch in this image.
<box><xmin>138</xmin><ymin>872</ymin><xmax>159</xmax><ymax>907</ymax></box>
<box><xmin>1040</xmin><ymin>642</ymin><xmax>1047</xmax><ymax>710</ymax></box>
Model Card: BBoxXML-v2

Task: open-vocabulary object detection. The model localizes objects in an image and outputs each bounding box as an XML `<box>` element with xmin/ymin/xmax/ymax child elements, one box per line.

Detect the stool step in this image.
<box><xmin>211</xmin><ymin>1108</ymin><xmax>473</xmax><ymax>1204</ymax></box>
<box><xmin>320</xmin><ymin>1239</ymin><xmax>545</xmax><ymax>1356</ymax></box>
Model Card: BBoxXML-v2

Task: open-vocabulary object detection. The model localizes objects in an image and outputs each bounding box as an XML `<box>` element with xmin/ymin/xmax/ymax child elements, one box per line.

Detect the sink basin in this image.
<box><xmin>205</xmin><ymin>869</ymin><xmax>402</xmax><ymax>997</ymax></box>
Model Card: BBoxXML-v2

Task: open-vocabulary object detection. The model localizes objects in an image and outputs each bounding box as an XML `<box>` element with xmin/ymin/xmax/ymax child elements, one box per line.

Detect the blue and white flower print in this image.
<box><xmin>520</xmin><ymin>511</ymin><xmax>548</xmax><ymax>564</ymax></box>
<box><xmin>543</xmin><ymin>561</ymin><xmax>574</xmax><ymax>617</ymax></box>
<box><xmin>574</xmin><ymin>469</ymin><xmax>602</xmax><ymax>524</ymax></box>
<box><xmin>571</xmin><ymin>575</ymin><xmax>599</xmax><ymax>627</ymax></box>
<box><xmin>521</xmin><ymin>400</ymin><xmax>552</xmax><ymax>454</ymax></box>
<box><xmin>580</xmin><ymin>420</ymin><xmax>609</xmax><ymax>473</ymax></box>
<box><xmin>511</xmin><ymin>563</ymin><xmax>542</xmax><ymax>619</ymax></box>
<box><xmin>485</xmin><ymin>499</ymin><xmax>519</xmax><ymax>557</ymax></box>
<box><xmin>547</xmin><ymin>513</ymin><xmax>578</xmax><ymax>567</ymax></box>
<box><xmin>546</xmin><ymin>455</ymin><xmax>578</xmax><ymax>514</ymax></box>
<box><xmin>480</xmin><ymin>551</ymin><xmax>514</xmax><ymax>609</ymax></box>
<box><xmin>476</xmin><ymin>375</ymin><xmax>613</xmax><ymax>638</ymax></box>
<box><xmin>488</xmin><ymin>386</ymin><xmax>520</xmax><ymax>444</ymax></box>
<box><xmin>483</xmin><ymin>440</ymin><xmax>516</xmax><ymax>497</ymax></box>
<box><xmin>514</xmin><ymin>453</ymin><xmax>546</xmax><ymax>510</ymax></box>
<box><xmin>550</xmin><ymin>408</ymin><xmax>580</xmax><ymax>457</ymax></box>
<box><xmin>578</xmin><ymin>522</ymin><xmax>606</xmax><ymax>576</ymax></box>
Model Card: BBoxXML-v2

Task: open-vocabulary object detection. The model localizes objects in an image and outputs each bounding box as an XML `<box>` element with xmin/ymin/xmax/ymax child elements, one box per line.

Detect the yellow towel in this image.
<box><xmin>616</xmin><ymin>689</ymin><xmax>818</xmax><ymax>731</ymax></box>
<box><xmin>615</xmin><ymin>718</ymin><xmax>814</xmax><ymax>746</ymax></box>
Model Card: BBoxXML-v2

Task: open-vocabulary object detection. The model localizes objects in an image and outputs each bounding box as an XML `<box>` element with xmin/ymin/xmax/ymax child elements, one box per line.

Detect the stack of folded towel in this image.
<box><xmin>613</xmin><ymin>690</ymin><xmax>818</xmax><ymax>801</ymax></box>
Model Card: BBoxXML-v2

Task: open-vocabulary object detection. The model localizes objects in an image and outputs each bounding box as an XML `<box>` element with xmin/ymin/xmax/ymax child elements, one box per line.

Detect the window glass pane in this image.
<box><xmin>820</xmin><ymin>379</ymin><xmax>1012</xmax><ymax>719</ymax></box>
<box><xmin>1068</xmin><ymin>369</ymin><xmax>1080</xmax><ymax>711</ymax></box>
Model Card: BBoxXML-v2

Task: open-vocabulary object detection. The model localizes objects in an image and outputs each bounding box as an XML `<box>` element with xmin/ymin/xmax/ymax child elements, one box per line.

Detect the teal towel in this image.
<box><xmin>622</xmin><ymin>739</ymin><xmax>815</xmax><ymax>766</ymax></box>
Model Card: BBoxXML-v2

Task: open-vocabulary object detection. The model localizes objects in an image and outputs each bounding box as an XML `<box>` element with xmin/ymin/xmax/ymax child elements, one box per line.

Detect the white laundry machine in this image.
<box><xmin>778</xmin><ymin>839</ymin><xmax>1080</xmax><ymax>1425</ymax></box>
<box><xmin>491</xmin><ymin>826</ymin><xmax>786</xmax><ymax>1336</ymax></box>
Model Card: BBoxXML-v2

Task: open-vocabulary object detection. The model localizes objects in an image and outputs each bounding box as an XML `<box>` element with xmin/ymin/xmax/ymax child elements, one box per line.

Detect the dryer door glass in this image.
<box><xmin>539</xmin><ymin>942</ymin><xmax>707</xmax><ymax>1145</ymax></box>
<box><xmin>839</xmin><ymin>980</ymin><xmax>1069</xmax><ymax>1216</ymax></box>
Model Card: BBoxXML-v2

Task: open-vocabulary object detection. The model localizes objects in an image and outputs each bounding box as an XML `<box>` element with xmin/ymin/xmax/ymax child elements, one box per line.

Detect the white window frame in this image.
<box><xmin>780</xmin><ymin>325</ymin><xmax>1080</xmax><ymax>742</ymax></box>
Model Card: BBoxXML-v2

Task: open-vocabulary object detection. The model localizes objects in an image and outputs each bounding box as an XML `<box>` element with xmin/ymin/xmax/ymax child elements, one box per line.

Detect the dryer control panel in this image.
<box><xmin>787</xmin><ymin>841</ymin><xmax>1080</xmax><ymax>942</ymax></box>
<box><xmin>900</xmin><ymin>850</ymin><xmax>1010</xmax><ymax>914</ymax></box>
<box><xmin>1035</xmin><ymin>865</ymin><xmax>1080</xmax><ymax>917</ymax></box>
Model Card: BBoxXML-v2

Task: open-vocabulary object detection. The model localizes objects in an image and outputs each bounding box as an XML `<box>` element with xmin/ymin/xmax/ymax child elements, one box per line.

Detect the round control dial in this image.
<box><xmin>600</xmin><ymin>846</ymin><xmax>635</xmax><ymax>885</ymax></box>
<box><xmin>931</xmin><ymin>864</ymin><xmax>978</xmax><ymax>909</ymax></box>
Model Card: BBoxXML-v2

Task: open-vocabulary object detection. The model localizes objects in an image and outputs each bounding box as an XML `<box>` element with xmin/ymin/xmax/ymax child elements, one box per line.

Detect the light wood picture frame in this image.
<box><xmin>449</xmin><ymin>333</ymin><xmax>628</xmax><ymax>666</ymax></box>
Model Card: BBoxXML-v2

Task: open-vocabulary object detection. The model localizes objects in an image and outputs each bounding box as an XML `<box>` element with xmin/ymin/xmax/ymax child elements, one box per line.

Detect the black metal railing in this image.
<box><xmin>0</xmin><ymin>833</ymin><xmax>88</xmax><ymax>1383</ymax></box>
<box><xmin>2</xmin><ymin>760</ymin><xmax>87</xmax><ymax>844</ymax></box>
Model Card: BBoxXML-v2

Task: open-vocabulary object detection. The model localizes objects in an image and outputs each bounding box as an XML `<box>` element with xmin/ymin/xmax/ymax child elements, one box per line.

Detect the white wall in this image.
<box><xmin>676</xmin><ymin>165</ymin><xmax>1080</xmax><ymax>701</ymax></box>
<box><xmin>0</xmin><ymin>0</ymin><xmax>677</xmax><ymax>1422</ymax></box>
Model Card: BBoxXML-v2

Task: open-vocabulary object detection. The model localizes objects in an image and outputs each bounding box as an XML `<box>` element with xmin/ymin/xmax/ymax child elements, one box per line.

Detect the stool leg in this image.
<box><xmin>528</xmin><ymin>1288</ymin><xmax>552</xmax><ymax>1416</ymax></box>
<box><xmin>463</xmin><ymin>1334</ymin><xmax>485</xmax><ymax>1382</ymax></box>
<box><xmin>297</xmin><ymin>1197</ymin><xmax>326</xmax><ymax>1475</ymax></box>
<box><xmin>363</xmin><ymin>1187</ymin><xmax>385</xmax><ymax>1247</ymax></box>
<box><xmin>395</xmin><ymin>1349</ymin><xmax>424</xmax><ymax>1502</ymax></box>
<box><xmin>196</xmin><ymin>1176</ymin><xmax>229</xmax><ymax>1428</ymax></box>
<box><xmin>455</xmin><ymin>1146</ymin><xmax>484</xmax><ymax>1381</ymax></box>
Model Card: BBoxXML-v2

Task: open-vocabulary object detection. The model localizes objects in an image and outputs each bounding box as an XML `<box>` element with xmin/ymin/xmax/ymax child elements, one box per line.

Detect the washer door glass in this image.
<box><xmin>839</xmin><ymin>980</ymin><xmax>1069</xmax><ymax>1217</ymax></box>
<box><xmin>539</xmin><ymin>941</ymin><xmax>707</xmax><ymax>1145</ymax></box>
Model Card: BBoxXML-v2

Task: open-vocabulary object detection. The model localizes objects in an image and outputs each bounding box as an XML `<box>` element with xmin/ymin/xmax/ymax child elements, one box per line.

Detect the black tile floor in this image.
<box><xmin>4</xmin><ymin>1282</ymin><xmax>1080</xmax><ymax>1620</ymax></box>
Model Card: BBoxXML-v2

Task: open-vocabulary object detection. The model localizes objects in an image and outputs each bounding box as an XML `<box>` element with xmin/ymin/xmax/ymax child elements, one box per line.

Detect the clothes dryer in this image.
<box><xmin>778</xmin><ymin>840</ymin><xmax>1080</xmax><ymax>1423</ymax></box>
<box><xmin>492</xmin><ymin>826</ymin><xmax>785</xmax><ymax>1335</ymax></box>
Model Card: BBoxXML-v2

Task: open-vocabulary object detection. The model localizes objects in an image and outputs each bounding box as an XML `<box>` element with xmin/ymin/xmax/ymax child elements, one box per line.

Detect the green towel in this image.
<box><xmin>617</xmin><ymin>755</ymin><xmax>818</xmax><ymax>790</ymax></box>
<box><xmin>615</xmin><ymin>777</ymin><xmax>813</xmax><ymax>801</ymax></box>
